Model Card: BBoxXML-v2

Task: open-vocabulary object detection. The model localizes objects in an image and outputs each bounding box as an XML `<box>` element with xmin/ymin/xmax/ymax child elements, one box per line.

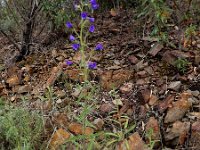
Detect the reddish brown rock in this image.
<box><xmin>64</xmin><ymin>69</ymin><xmax>86</xmax><ymax>82</ymax></box>
<box><xmin>46</xmin><ymin>63</ymin><xmax>63</xmax><ymax>87</ymax></box>
<box><xmin>99</xmin><ymin>103</ymin><xmax>114</xmax><ymax>114</ymax></box>
<box><xmin>137</xmin><ymin>89</ymin><xmax>151</xmax><ymax>104</ymax></box>
<box><xmin>157</xmin><ymin>95</ymin><xmax>175</xmax><ymax>113</ymax></box>
<box><xmin>119</xmin><ymin>82</ymin><xmax>133</xmax><ymax>94</ymax></box>
<box><xmin>128</xmin><ymin>55</ymin><xmax>139</xmax><ymax>64</ymax></box>
<box><xmin>148</xmin><ymin>95</ymin><xmax>159</xmax><ymax>106</ymax></box>
<box><xmin>50</xmin><ymin>128</ymin><xmax>71</xmax><ymax>149</ymax></box>
<box><xmin>146</xmin><ymin>117</ymin><xmax>160</xmax><ymax>142</ymax></box>
<box><xmin>12</xmin><ymin>85</ymin><xmax>32</xmax><ymax>94</ymax></box>
<box><xmin>190</xmin><ymin>121</ymin><xmax>200</xmax><ymax>148</ymax></box>
<box><xmin>165</xmin><ymin>121</ymin><xmax>190</xmax><ymax>145</ymax></box>
<box><xmin>99</xmin><ymin>69</ymin><xmax>133</xmax><ymax>91</ymax></box>
<box><xmin>6</xmin><ymin>75</ymin><xmax>20</xmax><ymax>87</ymax></box>
<box><xmin>68</xmin><ymin>123</ymin><xmax>94</xmax><ymax>135</ymax></box>
<box><xmin>116</xmin><ymin>132</ymin><xmax>146</xmax><ymax>150</ymax></box>
<box><xmin>164</xmin><ymin>92</ymin><xmax>192</xmax><ymax>123</ymax></box>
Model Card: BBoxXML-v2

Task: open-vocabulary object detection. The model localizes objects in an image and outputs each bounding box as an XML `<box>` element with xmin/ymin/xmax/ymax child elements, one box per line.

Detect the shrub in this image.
<box><xmin>0</xmin><ymin>102</ymin><xmax>44</xmax><ymax>149</ymax></box>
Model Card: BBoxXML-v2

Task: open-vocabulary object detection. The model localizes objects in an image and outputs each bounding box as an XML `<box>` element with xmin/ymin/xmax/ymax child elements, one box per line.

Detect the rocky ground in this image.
<box><xmin>1</xmin><ymin>9</ymin><xmax>200</xmax><ymax>149</ymax></box>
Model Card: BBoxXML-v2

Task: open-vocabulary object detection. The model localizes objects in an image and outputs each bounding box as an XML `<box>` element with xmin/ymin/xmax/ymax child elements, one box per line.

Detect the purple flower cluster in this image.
<box><xmin>90</xmin><ymin>0</ymin><xmax>99</xmax><ymax>10</ymax></box>
<box><xmin>65</xmin><ymin>0</ymin><xmax>102</xmax><ymax>69</ymax></box>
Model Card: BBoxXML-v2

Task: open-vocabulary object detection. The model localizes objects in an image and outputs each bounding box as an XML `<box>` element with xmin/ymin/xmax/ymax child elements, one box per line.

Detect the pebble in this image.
<box><xmin>191</xmin><ymin>90</ymin><xmax>200</xmax><ymax>97</ymax></box>
<box><xmin>168</xmin><ymin>81</ymin><xmax>181</xmax><ymax>91</ymax></box>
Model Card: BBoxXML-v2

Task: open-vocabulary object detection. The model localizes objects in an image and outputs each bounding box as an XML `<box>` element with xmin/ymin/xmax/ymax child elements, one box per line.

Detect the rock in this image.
<box><xmin>148</xmin><ymin>43</ymin><xmax>163</xmax><ymax>56</ymax></box>
<box><xmin>164</xmin><ymin>121</ymin><xmax>190</xmax><ymax>145</ymax></box>
<box><xmin>106</xmin><ymin>65</ymin><xmax>121</xmax><ymax>70</ymax></box>
<box><xmin>137</xmin><ymin>70</ymin><xmax>147</xmax><ymax>77</ymax></box>
<box><xmin>64</xmin><ymin>69</ymin><xmax>87</xmax><ymax>82</ymax></box>
<box><xmin>56</xmin><ymin>56</ymin><xmax>65</xmax><ymax>62</ymax></box>
<box><xmin>51</xmin><ymin>49</ymin><xmax>59</xmax><ymax>58</ymax></box>
<box><xmin>6</xmin><ymin>75</ymin><xmax>20</xmax><ymax>87</ymax></box>
<box><xmin>162</xmin><ymin>50</ymin><xmax>191</xmax><ymax>66</ymax></box>
<box><xmin>188</xmin><ymin>112</ymin><xmax>200</xmax><ymax>119</ymax></box>
<box><xmin>93</xmin><ymin>118</ymin><xmax>104</xmax><ymax>130</ymax></box>
<box><xmin>128</xmin><ymin>55</ymin><xmax>139</xmax><ymax>64</ymax></box>
<box><xmin>46</xmin><ymin>63</ymin><xmax>63</xmax><ymax>87</ymax></box>
<box><xmin>146</xmin><ymin>117</ymin><xmax>160</xmax><ymax>144</ymax></box>
<box><xmin>116</xmin><ymin>132</ymin><xmax>147</xmax><ymax>150</ymax></box>
<box><xmin>56</xmin><ymin>90</ymin><xmax>66</xmax><ymax>99</ymax></box>
<box><xmin>13</xmin><ymin>85</ymin><xmax>32</xmax><ymax>94</ymax></box>
<box><xmin>68</xmin><ymin>123</ymin><xmax>94</xmax><ymax>135</ymax></box>
<box><xmin>157</xmin><ymin>95</ymin><xmax>175</xmax><ymax>112</ymax></box>
<box><xmin>190</xmin><ymin>121</ymin><xmax>200</xmax><ymax>148</ymax></box>
<box><xmin>52</xmin><ymin>113</ymin><xmax>69</xmax><ymax>127</ymax></box>
<box><xmin>112</xmin><ymin>99</ymin><xmax>123</xmax><ymax>106</ymax></box>
<box><xmin>144</xmin><ymin>66</ymin><xmax>154</xmax><ymax>75</ymax></box>
<box><xmin>50</xmin><ymin>128</ymin><xmax>70</xmax><ymax>149</ymax></box>
<box><xmin>188</xmin><ymin>97</ymin><xmax>199</xmax><ymax>105</ymax></box>
<box><xmin>99</xmin><ymin>103</ymin><xmax>114</xmax><ymax>114</ymax></box>
<box><xmin>164</xmin><ymin>92</ymin><xmax>192</xmax><ymax>123</ymax></box>
<box><xmin>30</xmin><ymin>100</ymin><xmax>52</xmax><ymax>111</ymax></box>
<box><xmin>168</xmin><ymin>81</ymin><xmax>181</xmax><ymax>91</ymax></box>
<box><xmin>194</xmin><ymin>55</ymin><xmax>200</xmax><ymax>65</ymax></box>
<box><xmin>137</xmin><ymin>89</ymin><xmax>151</xmax><ymax>104</ymax></box>
<box><xmin>99</xmin><ymin>69</ymin><xmax>133</xmax><ymax>91</ymax></box>
<box><xmin>148</xmin><ymin>95</ymin><xmax>159</xmax><ymax>106</ymax></box>
<box><xmin>120</xmin><ymin>82</ymin><xmax>133</xmax><ymax>94</ymax></box>
<box><xmin>134</xmin><ymin>60</ymin><xmax>146</xmax><ymax>71</ymax></box>
<box><xmin>73</xmin><ymin>52</ymin><xmax>82</xmax><ymax>63</ymax></box>
<box><xmin>136</xmin><ymin>79</ymin><xmax>146</xmax><ymax>85</ymax></box>
<box><xmin>191</xmin><ymin>90</ymin><xmax>200</xmax><ymax>97</ymax></box>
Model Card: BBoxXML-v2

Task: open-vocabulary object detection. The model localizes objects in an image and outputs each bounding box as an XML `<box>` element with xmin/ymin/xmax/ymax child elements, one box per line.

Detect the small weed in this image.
<box><xmin>0</xmin><ymin>103</ymin><xmax>44</xmax><ymax>149</ymax></box>
<box><xmin>174</xmin><ymin>58</ymin><xmax>189</xmax><ymax>73</ymax></box>
<box><xmin>145</xmin><ymin>128</ymin><xmax>160</xmax><ymax>150</ymax></box>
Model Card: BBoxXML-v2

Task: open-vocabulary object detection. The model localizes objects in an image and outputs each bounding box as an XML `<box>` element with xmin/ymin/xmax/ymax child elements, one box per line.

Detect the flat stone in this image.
<box><xmin>168</xmin><ymin>81</ymin><xmax>181</xmax><ymax>91</ymax></box>
<box><xmin>99</xmin><ymin>69</ymin><xmax>133</xmax><ymax>91</ymax></box>
<box><xmin>164</xmin><ymin>121</ymin><xmax>190</xmax><ymax>145</ymax></box>
<box><xmin>13</xmin><ymin>85</ymin><xmax>32</xmax><ymax>94</ymax></box>
<box><xmin>119</xmin><ymin>82</ymin><xmax>133</xmax><ymax>94</ymax></box>
<box><xmin>148</xmin><ymin>42</ymin><xmax>164</xmax><ymax>56</ymax></box>
<box><xmin>164</xmin><ymin>93</ymin><xmax>192</xmax><ymax>123</ymax></box>
<box><xmin>128</xmin><ymin>55</ymin><xmax>139</xmax><ymax>64</ymax></box>
<box><xmin>191</xmin><ymin>90</ymin><xmax>200</xmax><ymax>97</ymax></box>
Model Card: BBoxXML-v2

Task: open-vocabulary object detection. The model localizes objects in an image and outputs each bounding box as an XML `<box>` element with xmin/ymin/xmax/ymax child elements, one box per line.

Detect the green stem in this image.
<box><xmin>79</xmin><ymin>20</ymin><xmax>88</xmax><ymax>82</ymax></box>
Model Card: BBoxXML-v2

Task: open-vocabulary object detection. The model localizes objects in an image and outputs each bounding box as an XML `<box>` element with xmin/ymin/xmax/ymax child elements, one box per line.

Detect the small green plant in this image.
<box><xmin>184</xmin><ymin>24</ymin><xmax>197</xmax><ymax>47</ymax></box>
<box><xmin>138</xmin><ymin>0</ymin><xmax>172</xmax><ymax>42</ymax></box>
<box><xmin>104</xmin><ymin>113</ymin><xmax>136</xmax><ymax>149</ymax></box>
<box><xmin>174</xmin><ymin>58</ymin><xmax>189</xmax><ymax>73</ymax></box>
<box><xmin>0</xmin><ymin>104</ymin><xmax>44</xmax><ymax>149</ymax></box>
<box><xmin>145</xmin><ymin>128</ymin><xmax>159</xmax><ymax>150</ymax></box>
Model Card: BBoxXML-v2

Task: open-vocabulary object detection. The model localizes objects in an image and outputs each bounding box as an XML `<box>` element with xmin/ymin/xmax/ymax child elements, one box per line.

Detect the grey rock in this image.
<box><xmin>168</xmin><ymin>81</ymin><xmax>181</xmax><ymax>91</ymax></box>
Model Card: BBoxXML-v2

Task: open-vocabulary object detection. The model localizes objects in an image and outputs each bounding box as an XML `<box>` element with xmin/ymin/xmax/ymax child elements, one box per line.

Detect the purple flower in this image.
<box><xmin>89</xmin><ymin>25</ymin><xmax>95</xmax><ymax>32</ymax></box>
<box><xmin>81</xmin><ymin>12</ymin><xmax>88</xmax><ymax>19</ymax></box>
<box><xmin>90</xmin><ymin>0</ymin><xmax>99</xmax><ymax>10</ymax></box>
<box><xmin>69</xmin><ymin>35</ymin><xmax>75</xmax><ymax>41</ymax></box>
<box><xmin>88</xmin><ymin>17</ymin><xmax>95</xmax><ymax>22</ymax></box>
<box><xmin>65</xmin><ymin>60</ymin><xmax>73</xmax><ymax>66</ymax></box>
<box><xmin>90</xmin><ymin>0</ymin><xmax>97</xmax><ymax>3</ymax></box>
<box><xmin>88</xmin><ymin>61</ymin><xmax>97</xmax><ymax>69</ymax></box>
<box><xmin>66</xmin><ymin>22</ymin><xmax>73</xmax><ymax>28</ymax></box>
<box><xmin>95</xmin><ymin>43</ymin><xmax>103</xmax><ymax>50</ymax></box>
<box><xmin>72</xmin><ymin>43</ymin><xmax>80</xmax><ymax>51</ymax></box>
